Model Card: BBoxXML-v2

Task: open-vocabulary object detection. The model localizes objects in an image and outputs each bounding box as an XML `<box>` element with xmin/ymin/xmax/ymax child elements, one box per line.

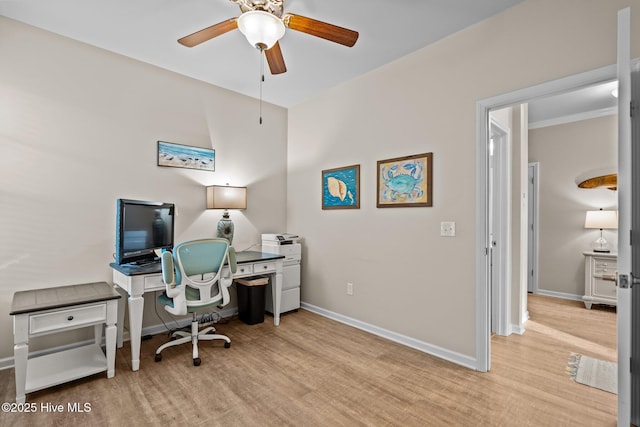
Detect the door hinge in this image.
<box><xmin>631</xmin><ymin>100</ymin><xmax>635</xmax><ymax>117</ymax></box>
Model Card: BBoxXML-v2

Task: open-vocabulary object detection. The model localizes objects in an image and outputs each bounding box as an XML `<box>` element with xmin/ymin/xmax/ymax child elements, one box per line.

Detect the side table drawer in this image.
<box><xmin>30</xmin><ymin>304</ymin><xmax>106</xmax><ymax>335</ymax></box>
<box><xmin>593</xmin><ymin>278</ymin><xmax>617</xmax><ymax>299</ymax></box>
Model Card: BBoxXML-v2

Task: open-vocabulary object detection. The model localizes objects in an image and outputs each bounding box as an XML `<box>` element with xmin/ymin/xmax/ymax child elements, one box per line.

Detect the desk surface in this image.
<box><xmin>11</xmin><ymin>281</ymin><xmax>121</xmax><ymax>315</ymax></box>
<box><xmin>110</xmin><ymin>250</ymin><xmax>285</xmax><ymax>276</ymax></box>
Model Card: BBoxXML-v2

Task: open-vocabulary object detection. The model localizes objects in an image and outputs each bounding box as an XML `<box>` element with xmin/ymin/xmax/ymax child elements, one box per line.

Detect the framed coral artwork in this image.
<box><xmin>376</xmin><ymin>152</ymin><xmax>432</xmax><ymax>208</ymax></box>
<box><xmin>321</xmin><ymin>165</ymin><xmax>360</xmax><ymax>210</ymax></box>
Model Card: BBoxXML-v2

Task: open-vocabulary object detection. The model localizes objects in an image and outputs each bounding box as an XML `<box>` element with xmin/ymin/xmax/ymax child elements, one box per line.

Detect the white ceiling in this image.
<box><xmin>1</xmin><ymin>0</ymin><xmax>617</xmax><ymax>124</ymax></box>
<box><xmin>527</xmin><ymin>80</ymin><xmax>618</xmax><ymax>128</ymax></box>
<box><xmin>0</xmin><ymin>0</ymin><xmax>525</xmax><ymax>107</ymax></box>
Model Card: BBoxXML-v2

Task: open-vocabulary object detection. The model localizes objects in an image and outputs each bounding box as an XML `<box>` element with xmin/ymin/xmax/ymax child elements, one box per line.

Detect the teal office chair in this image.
<box><xmin>155</xmin><ymin>238</ymin><xmax>237</xmax><ymax>366</ymax></box>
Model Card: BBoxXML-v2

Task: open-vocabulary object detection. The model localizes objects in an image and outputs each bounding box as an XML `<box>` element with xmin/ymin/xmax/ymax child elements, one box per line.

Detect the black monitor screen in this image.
<box><xmin>115</xmin><ymin>199</ymin><xmax>174</xmax><ymax>265</ymax></box>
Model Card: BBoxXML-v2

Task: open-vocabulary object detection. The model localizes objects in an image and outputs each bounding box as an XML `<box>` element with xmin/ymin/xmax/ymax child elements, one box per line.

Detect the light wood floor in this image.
<box><xmin>0</xmin><ymin>294</ymin><xmax>617</xmax><ymax>426</ymax></box>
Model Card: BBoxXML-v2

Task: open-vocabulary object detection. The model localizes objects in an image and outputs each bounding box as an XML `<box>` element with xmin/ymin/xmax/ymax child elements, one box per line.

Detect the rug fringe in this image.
<box><xmin>566</xmin><ymin>353</ymin><xmax>581</xmax><ymax>381</ymax></box>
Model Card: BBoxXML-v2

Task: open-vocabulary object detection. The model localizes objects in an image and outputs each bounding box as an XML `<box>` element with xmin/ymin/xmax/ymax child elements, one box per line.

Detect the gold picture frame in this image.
<box><xmin>376</xmin><ymin>153</ymin><xmax>432</xmax><ymax>208</ymax></box>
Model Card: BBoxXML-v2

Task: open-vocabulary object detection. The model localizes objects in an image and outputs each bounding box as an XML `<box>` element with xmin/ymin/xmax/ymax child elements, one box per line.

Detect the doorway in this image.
<box><xmin>474</xmin><ymin>64</ymin><xmax>620</xmax><ymax>372</ymax></box>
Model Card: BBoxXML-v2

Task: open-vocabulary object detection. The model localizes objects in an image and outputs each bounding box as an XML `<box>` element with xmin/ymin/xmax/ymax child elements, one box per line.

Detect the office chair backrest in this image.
<box><xmin>163</xmin><ymin>238</ymin><xmax>234</xmax><ymax>310</ymax></box>
<box><xmin>174</xmin><ymin>239</ymin><xmax>228</xmax><ymax>284</ymax></box>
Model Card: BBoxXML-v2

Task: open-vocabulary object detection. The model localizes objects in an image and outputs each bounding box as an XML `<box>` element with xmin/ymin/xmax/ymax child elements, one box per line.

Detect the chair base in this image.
<box><xmin>155</xmin><ymin>314</ymin><xmax>230</xmax><ymax>366</ymax></box>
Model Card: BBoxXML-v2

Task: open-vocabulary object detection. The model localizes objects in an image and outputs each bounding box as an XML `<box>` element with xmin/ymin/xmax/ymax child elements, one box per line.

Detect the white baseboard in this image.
<box><xmin>534</xmin><ymin>289</ymin><xmax>582</xmax><ymax>301</ymax></box>
<box><xmin>300</xmin><ymin>302</ymin><xmax>478</xmax><ymax>370</ymax></box>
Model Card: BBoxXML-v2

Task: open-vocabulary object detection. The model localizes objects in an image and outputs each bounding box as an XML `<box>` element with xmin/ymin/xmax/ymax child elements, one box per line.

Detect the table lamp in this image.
<box><xmin>206</xmin><ymin>185</ymin><xmax>247</xmax><ymax>244</ymax></box>
<box><xmin>584</xmin><ymin>209</ymin><xmax>618</xmax><ymax>253</ymax></box>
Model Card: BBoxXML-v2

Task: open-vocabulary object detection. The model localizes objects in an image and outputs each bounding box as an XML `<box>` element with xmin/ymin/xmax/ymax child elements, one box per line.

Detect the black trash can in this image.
<box><xmin>235</xmin><ymin>277</ymin><xmax>268</xmax><ymax>325</ymax></box>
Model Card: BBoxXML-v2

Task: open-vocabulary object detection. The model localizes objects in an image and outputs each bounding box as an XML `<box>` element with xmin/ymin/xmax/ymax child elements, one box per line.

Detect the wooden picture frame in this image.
<box><xmin>157</xmin><ymin>141</ymin><xmax>215</xmax><ymax>171</ymax></box>
<box><xmin>376</xmin><ymin>153</ymin><xmax>432</xmax><ymax>208</ymax></box>
<box><xmin>322</xmin><ymin>164</ymin><xmax>360</xmax><ymax>210</ymax></box>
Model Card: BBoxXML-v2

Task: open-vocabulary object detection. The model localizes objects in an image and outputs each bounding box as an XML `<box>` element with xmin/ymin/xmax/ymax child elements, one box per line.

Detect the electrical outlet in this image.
<box><xmin>440</xmin><ymin>221</ymin><xmax>456</xmax><ymax>237</ymax></box>
<box><xmin>346</xmin><ymin>282</ymin><xmax>354</xmax><ymax>295</ymax></box>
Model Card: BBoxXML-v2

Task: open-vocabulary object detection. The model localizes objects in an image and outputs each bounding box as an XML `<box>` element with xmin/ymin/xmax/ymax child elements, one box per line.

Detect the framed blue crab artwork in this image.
<box><xmin>376</xmin><ymin>153</ymin><xmax>432</xmax><ymax>208</ymax></box>
<box><xmin>322</xmin><ymin>164</ymin><xmax>360</xmax><ymax>210</ymax></box>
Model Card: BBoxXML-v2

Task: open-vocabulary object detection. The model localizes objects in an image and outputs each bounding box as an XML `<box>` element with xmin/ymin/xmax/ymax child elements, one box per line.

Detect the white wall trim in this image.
<box><xmin>301</xmin><ymin>302</ymin><xmax>477</xmax><ymax>371</ymax></box>
<box><xmin>535</xmin><ymin>289</ymin><xmax>583</xmax><ymax>302</ymax></box>
<box><xmin>528</xmin><ymin>106</ymin><xmax>617</xmax><ymax>129</ymax></box>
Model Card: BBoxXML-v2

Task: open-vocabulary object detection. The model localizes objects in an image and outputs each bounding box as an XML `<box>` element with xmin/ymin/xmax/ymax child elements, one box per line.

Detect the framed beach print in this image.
<box><xmin>157</xmin><ymin>141</ymin><xmax>215</xmax><ymax>171</ymax></box>
<box><xmin>322</xmin><ymin>164</ymin><xmax>360</xmax><ymax>210</ymax></box>
<box><xmin>376</xmin><ymin>152</ymin><xmax>432</xmax><ymax>208</ymax></box>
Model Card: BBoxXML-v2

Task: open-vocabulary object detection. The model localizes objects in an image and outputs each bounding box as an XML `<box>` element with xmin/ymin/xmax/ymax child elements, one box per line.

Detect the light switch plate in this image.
<box><xmin>440</xmin><ymin>221</ymin><xmax>456</xmax><ymax>237</ymax></box>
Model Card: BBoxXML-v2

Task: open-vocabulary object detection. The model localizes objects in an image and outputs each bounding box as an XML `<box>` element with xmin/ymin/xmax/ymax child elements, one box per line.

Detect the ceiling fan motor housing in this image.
<box><xmin>233</xmin><ymin>0</ymin><xmax>284</xmax><ymax>17</ymax></box>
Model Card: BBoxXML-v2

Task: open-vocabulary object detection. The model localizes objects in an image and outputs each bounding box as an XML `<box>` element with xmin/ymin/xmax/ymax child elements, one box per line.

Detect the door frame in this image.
<box><xmin>527</xmin><ymin>162</ymin><xmax>539</xmax><ymax>294</ymax></box>
<box><xmin>475</xmin><ymin>64</ymin><xmax>618</xmax><ymax>372</ymax></box>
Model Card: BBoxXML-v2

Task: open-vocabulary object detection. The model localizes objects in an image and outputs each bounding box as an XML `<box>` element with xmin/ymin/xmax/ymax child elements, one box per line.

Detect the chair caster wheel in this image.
<box><xmin>193</xmin><ymin>358</ymin><xmax>201</xmax><ymax>366</ymax></box>
<box><xmin>155</xmin><ymin>354</ymin><xmax>162</xmax><ymax>362</ymax></box>
<box><xmin>224</xmin><ymin>342</ymin><xmax>231</xmax><ymax>349</ymax></box>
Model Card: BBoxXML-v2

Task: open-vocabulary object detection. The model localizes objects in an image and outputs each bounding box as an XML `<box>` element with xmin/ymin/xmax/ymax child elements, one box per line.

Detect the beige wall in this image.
<box><xmin>288</xmin><ymin>0</ymin><xmax>639</xmax><ymax>359</ymax></box>
<box><xmin>1</xmin><ymin>0</ymin><xmax>638</xmax><ymax>367</ymax></box>
<box><xmin>529</xmin><ymin>115</ymin><xmax>618</xmax><ymax>297</ymax></box>
<box><xmin>0</xmin><ymin>17</ymin><xmax>288</xmax><ymax>359</ymax></box>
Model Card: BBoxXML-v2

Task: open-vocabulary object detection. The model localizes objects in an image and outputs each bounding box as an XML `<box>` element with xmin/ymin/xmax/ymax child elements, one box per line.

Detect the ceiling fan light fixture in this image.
<box><xmin>237</xmin><ymin>10</ymin><xmax>285</xmax><ymax>50</ymax></box>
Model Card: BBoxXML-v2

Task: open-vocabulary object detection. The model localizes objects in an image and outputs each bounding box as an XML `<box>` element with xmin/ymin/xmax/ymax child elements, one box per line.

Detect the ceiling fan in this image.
<box><xmin>177</xmin><ymin>0</ymin><xmax>359</xmax><ymax>75</ymax></box>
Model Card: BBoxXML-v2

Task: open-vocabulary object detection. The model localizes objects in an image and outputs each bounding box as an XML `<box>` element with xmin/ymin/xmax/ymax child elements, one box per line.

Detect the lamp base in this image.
<box><xmin>590</xmin><ymin>235</ymin><xmax>610</xmax><ymax>253</ymax></box>
<box><xmin>216</xmin><ymin>214</ymin><xmax>234</xmax><ymax>244</ymax></box>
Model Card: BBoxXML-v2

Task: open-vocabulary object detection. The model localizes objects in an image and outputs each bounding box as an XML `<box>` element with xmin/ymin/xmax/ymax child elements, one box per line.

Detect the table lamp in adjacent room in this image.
<box><xmin>584</xmin><ymin>209</ymin><xmax>618</xmax><ymax>253</ymax></box>
<box><xmin>206</xmin><ymin>185</ymin><xmax>247</xmax><ymax>244</ymax></box>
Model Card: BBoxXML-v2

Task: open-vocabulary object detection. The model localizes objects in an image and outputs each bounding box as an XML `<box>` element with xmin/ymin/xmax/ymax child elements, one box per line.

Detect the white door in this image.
<box><xmin>615</xmin><ymin>7</ymin><xmax>633</xmax><ymax>426</ymax></box>
<box><xmin>489</xmin><ymin>120</ymin><xmax>510</xmax><ymax>336</ymax></box>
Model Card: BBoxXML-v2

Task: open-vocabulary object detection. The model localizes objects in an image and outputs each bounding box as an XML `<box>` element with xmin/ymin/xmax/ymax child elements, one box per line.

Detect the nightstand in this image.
<box><xmin>582</xmin><ymin>252</ymin><xmax>617</xmax><ymax>309</ymax></box>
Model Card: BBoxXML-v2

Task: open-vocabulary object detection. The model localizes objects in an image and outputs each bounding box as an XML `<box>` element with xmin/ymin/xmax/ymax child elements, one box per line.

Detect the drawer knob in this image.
<box><xmin>263</xmin><ymin>265</ymin><xmax>268</xmax><ymax>269</ymax></box>
<box><xmin>67</xmin><ymin>315</ymin><xmax>74</xmax><ymax>321</ymax></box>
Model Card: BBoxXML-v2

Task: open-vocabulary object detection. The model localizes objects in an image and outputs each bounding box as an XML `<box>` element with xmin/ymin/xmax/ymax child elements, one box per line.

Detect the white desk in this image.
<box><xmin>10</xmin><ymin>282</ymin><xmax>120</xmax><ymax>403</ymax></box>
<box><xmin>110</xmin><ymin>251</ymin><xmax>284</xmax><ymax>371</ymax></box>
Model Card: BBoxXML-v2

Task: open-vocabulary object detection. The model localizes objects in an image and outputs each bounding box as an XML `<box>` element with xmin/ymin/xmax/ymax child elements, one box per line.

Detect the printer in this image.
<box><xmin>261</xmin><ymin>233</ymin><xmax>300</xmax><ymax>245</ymax></box>
<box><xmin>261</xmin><ymin>233</ymin><xmax>302</xmax><ymax>315</ymax></box>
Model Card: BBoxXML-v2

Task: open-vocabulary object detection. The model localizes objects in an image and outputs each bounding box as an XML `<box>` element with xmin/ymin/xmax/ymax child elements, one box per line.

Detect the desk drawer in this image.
<box><xmin>254</xmin><ymin>262</ymin><xmax>276</xmax><ymax>274</ymax></box>
<box><xmin>236</xmin><ymin>264</ymin><xmax>253</xmax><ymax>275</ymax></box>
<box><xmin>30</xmin><ymin>304</ymin><xmax>107</xmax><ymax>335</ymax></box>
<box><xmin>144</xmin><ymin>274</ymin><xmax>165</xmax><ymax>291</ymax></box>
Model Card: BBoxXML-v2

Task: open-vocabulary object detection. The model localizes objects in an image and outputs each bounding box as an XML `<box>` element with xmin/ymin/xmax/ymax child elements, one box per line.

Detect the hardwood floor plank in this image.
<box><xmin>0</xmin><ymin>294</ymin><xmax>617</xmax><ymax>426</ymax></box>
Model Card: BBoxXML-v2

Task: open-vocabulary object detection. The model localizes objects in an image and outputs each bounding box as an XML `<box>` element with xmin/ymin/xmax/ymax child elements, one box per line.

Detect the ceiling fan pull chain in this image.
<box><xmin>259</xmin><ymin>47</ymin><xmax>264</xmax><ymax>125</ymax></box>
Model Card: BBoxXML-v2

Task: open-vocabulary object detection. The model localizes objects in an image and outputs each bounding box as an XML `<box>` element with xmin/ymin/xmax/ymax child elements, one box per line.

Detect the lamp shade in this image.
<box><xmin>584</xmin><ymin>210</ymin><xmax>618</xmax><ymax>229</ymax></box>
<box><xmin>237</xmin><ymin>10</ymin><xmax>285</xmax><ymax>50</ymax></box>
<box><xmin>206</xmin><ymin>185</ymin><xmax>247</xmax><ymax>210</ymax></box>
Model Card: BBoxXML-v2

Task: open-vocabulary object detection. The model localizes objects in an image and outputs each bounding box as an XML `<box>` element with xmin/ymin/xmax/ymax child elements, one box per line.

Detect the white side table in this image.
<box><xmin>10</xmin><ymin>282</ymin><xmax>120</xmax><ymax>403</ymax></box>
<box><xmin>582</xmin><ymin>252</ymin><xmax>617</xmax><ymax>309</ymax></box>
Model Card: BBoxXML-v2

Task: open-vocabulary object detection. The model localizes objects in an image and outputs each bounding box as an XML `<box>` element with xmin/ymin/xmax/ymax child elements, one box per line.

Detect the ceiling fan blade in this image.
<box><xmin>285</xmin><ymin>14</ymin><xmax>358</xmax><ymax>47</ymax></box>
<box><xmin>265</xmin><ymin>42</ymin><xmax>287</xmax><ymax>74</ymax></box>
<box><xmin>178</xmin><ymin>19</ymin><xmax>238</xmax><ymax>47</ymax></box>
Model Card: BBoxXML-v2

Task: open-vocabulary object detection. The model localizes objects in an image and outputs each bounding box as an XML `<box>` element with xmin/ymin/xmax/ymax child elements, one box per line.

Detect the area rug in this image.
<box><xmin>567</xmin><ymin>353</ymin><xmax>617</xmax><ymax>394</ymax></box>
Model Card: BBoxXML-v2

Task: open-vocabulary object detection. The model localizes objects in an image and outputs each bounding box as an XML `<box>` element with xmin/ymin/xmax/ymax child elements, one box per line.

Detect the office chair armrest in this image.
<box><xmin>218</xmin><ymin>248</ymin><xmax>236</xmax><ymax>306</ymax></box>
<box><xmin>228</xmin><ymin>246</ymin><xmax>237</xmax><ymax>274</ymax></box>
<box><xmin>161</xmin><ymin>251</ymin><xmax>182</xmax><ymax>299</ymax></box>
